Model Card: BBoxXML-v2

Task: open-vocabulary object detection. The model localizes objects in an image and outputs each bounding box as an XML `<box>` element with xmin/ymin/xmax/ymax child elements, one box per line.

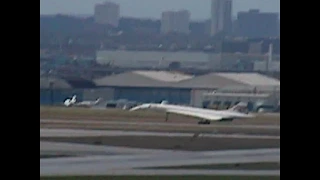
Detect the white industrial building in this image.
<box><xmin>96</xmin><ymin>50</ymin><xmax>212</xmax><ymax>69</ymax></box>
<box><xmin>96</xmin><ymin>50</ymin><xmax>280</xmax><ymax>71</ymax></box>
<box><xmin>254</xmin><ymin>61</ymin><xmax>280</xmax><ymax>72</ymax></box>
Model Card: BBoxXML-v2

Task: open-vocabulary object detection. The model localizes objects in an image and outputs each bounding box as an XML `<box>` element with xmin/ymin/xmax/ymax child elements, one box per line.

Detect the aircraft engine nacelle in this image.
<box><xmin>220</xmin><ymin>118</ymin><xmax>234</xmax><ymax>122</ymax></box>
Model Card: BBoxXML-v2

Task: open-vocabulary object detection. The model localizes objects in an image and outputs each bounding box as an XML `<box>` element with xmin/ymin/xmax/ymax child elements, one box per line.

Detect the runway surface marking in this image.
<box><xmin>41</xmin><ymin>119</ymin><xmax>280</xmax><ymax>130</ymax></box>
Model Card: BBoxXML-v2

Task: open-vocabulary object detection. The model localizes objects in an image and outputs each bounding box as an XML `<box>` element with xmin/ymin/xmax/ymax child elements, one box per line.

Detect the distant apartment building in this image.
<box><xmin>94</xmin><ymin>1</ymin><xmax>120</xmax><ymax>27</ymax></box>
<box><xmin>277</xmin><ymin>19</ymin><xmax>280</xmax><ymax>36</ymax></box>
<box><xmin>235</xmin><ymin>9</ymin><xmax>279</xmax><ymax>38</ymax></box>
<box><xmin>211</xmin><ymin>0</ymin><xmax>232</xmax><ymax>36</ymax></box>
<box><xmin>161</xmin><ymin>10</ymin><xmax>190</xmax><ymax>34</ymax></box>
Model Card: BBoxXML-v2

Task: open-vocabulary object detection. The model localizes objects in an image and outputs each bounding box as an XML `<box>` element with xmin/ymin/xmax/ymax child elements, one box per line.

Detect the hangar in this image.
<box><xmin>94</xmin><ymin>71</ymin><xmax>194</xmax><ymax>104</ymax></box>
<box><xmin>40</xmin><ymin>76</ymin><xmax>113</xmax><ymax>105</ymax></box>
<box><xmin>177</xmin><ymin>72</ymin><xmax>280</xmax><ymax>107</ymax></box>
<box><xmin>94</xmin><ymin>71</ymin><xmax>280</xmax><ymax>107</ymax></box>
<box><xmin>40</xmin><ymin>71</ymin><xmax>280</xmax><ymax>110</ymax></box>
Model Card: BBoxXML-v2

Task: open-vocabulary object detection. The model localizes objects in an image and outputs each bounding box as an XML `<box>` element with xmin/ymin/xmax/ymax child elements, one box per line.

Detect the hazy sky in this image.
<box><xmin>40</xmin><ymin>0</ymin><xmax>280</xmax><ymax>20</ymax></box>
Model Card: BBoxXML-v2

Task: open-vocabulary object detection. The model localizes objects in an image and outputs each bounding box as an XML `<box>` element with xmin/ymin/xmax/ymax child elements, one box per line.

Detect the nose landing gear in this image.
<box><xmin>198</xmin><ymin>120</ymin><xmax>211</xmax><ymax>124</ymax></box>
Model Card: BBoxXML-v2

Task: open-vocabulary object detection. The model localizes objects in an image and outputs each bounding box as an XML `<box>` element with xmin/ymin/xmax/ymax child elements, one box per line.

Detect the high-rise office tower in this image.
<box><xmin>161</xmin><ymin>10</ymin><xmax>190</xmax><ymax>34</ymax></box>
<box><xmin>94</xmin><ymin>1</ymin><xmax>120</xmax><ymax>27</ymax></box>
<box><xmin>211</xmin><ymin>0</ymin><xmax>232</xmax><ymax>36</ymax></box>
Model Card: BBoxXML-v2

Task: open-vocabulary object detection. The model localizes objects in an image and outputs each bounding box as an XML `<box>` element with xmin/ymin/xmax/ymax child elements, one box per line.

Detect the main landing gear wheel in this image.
<box><xmin>198</xmin><ymin>120</ymin><xmax>211</xmax><ymax>125</ymax></box>
<box><xmin>165</xmin><ymin>112</ymin><xmax>169</xmax><ymax>122</ymax></box>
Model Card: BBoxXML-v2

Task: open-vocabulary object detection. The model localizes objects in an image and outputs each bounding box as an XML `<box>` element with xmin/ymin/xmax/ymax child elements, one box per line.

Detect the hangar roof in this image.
<box><xmin>94</xmin><ymin>71</ymin><xmax>280</xmax><ymax>89</ymax></box>
<box><xmin>175</xmin><ymin>72</ymin><xmax>280</xmax><ymax>89</ymax></box>
<box><xmin>133</xmin><ymin>71</ymin><xmax>193</xmax><ymax>82</ymax></box>
<box><xmin>94</xmin><ymin>70</ymin><xmax>193</xmax><ymax>87</ymax></box>
<box><xmin>175</xmin><ymin>73</ymin><xmax>245</xmax><ymax>89</ymax></box>
<box><xmin>40</xmin><ymin>76</ymin><xmax>96</xmax><ymax>89</ymax></box>
<box><xmin>40</xmin><ymin>77</ymin><xmax>72</xmax><ymax>89</ymax></box>
<box><xmin>215</xmin><ymin>72</ymin><xmax>280</xmax><ymax>86</ymax></box>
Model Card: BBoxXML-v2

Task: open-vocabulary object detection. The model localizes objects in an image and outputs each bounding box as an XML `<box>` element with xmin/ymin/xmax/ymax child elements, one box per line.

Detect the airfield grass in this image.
<box><xmin>40</xmin><ymin>135</ymin><xmax>280</xmax><ymax>151</ymax></box>
<box><xmin>40</xmin><ymin>106</ymin><xmax>280</xmax><ymax>126</ymax></box>
<box><xmin>40</xmin><ymin>175</ymin><xmax>280</xmax><ymax>180</ymax></box>
<box><xmin>40</xmin><ymin>154</ymin><xmax>72</xmax><ymax>159</ymax></box>
<box><xmin>40</xmin><ymin>106</ymin><xmax>164</xmax><ymax>119</ymax></box>
<box><xmin>144</xmin><ymin>162</ymin><xmax>280</xmax><ymax>170</ymax></box>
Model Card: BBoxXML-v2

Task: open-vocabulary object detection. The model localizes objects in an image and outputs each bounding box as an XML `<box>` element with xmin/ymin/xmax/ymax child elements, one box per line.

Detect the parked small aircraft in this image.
<box><xmin>63</xmin><ymin>95</ymin><xmax>102</xmax><ymax>108</ymax></box>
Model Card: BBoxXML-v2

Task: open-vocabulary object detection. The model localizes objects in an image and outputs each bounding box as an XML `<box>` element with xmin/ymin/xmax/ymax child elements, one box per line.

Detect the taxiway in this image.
<box><xmin>40</xmin><ymin>127</ymin><xmax>280</xmax><ymax>176</ymax></box>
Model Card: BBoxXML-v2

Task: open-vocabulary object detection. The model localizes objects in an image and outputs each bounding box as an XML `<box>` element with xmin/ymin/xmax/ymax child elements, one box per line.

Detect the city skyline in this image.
<box><xmin>40</xmin><ymin>0</ymin><xmax>280</xmax><ymax>20</ymax></box>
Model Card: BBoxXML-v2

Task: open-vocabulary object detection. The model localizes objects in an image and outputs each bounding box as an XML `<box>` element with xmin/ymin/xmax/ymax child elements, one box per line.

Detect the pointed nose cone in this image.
<box><xmin>129</xmin><ymin>104</ymin><xmax>151</xmax><ymax>111</ymax></box>
<box><xmin>129</xmin><ymin>106</ymin><xmax>140</xmax><ymax>111</ymax></box>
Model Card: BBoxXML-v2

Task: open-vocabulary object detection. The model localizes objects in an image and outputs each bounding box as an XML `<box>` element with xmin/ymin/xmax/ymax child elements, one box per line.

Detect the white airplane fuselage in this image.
<box><xmin>131</xmin><ymin>103</ymin><xmax>253</xmax><ymax>121</ymax></box>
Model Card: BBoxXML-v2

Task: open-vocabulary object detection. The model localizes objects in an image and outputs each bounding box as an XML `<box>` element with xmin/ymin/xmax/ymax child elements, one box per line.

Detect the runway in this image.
<box><xmin>41</xmin><ymin>119</ymin><xmax>280</xmax><ymax>130</ymax></box>
<box><xmin>40</xmin><ymin>119</ymin><xmax>280</xmax><ymax>137</ymax></box>
<box><xmin>40</xmin><ymin>141</ymin><xmax>279</xmax><ymax>176</ymax></box>
<box><xmin>40</xmin><ymin>127</ymin><xmax>280</xmax><ymax>176</ymax></box>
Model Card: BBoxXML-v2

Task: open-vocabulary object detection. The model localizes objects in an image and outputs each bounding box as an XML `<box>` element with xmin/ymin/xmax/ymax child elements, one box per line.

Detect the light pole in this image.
<box><xmin>49</xmin><ymin>80</ymin><xmax>54</xmax><ymax>106</ymax></box>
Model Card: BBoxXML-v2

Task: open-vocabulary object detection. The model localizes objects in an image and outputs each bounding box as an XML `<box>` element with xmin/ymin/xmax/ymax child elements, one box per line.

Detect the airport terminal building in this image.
<box><xmin>40</xmin><ymin>71</ymin><xmax>280</xmax><ymax>111</ymax></box>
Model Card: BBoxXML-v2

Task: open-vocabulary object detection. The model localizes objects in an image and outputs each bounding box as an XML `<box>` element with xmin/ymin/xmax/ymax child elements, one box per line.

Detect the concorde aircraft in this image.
<box><xmin>129</xmin><ymin>101</ymin><xmax>254</xmax><ymax>124</ymax></box>
<box><xmin>63</xmin><ymin>95</ymin><xmax>103</xmax><ymax>108</ymax></box>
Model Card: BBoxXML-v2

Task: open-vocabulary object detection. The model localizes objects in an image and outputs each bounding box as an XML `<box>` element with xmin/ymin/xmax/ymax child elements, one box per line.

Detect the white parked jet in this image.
<box><xmin>129</xmin><ymin>101</ymin><xmax>254</xmax><ymax>124</ymax></box>
<box><xmin>63</xmin><ymin>95</ymin><xmax>103</xmax><ymax>108</ymax></box>
<box><xmin>63</xmin><ymin>95</ymin><xmax>77</xmax><ymax>107</ymax></box>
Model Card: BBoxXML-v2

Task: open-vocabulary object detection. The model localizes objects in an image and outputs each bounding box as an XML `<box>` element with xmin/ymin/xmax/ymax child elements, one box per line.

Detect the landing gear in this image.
<box><xmin>198</xmin><ymin>120</ymin><xmax>211</xmax><ymax>125</ymax></box>
<box><xmin>165</xmin><ymin>112</ymin><xmax>169</xmax><ymax>122</ymax></box>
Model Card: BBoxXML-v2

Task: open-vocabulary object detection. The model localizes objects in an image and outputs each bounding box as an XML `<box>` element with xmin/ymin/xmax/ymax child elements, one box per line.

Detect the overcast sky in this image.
<box><xmin>40</xmin><ymin>0</ymin><xmax>280</xmax><ymax>20</ymax></box>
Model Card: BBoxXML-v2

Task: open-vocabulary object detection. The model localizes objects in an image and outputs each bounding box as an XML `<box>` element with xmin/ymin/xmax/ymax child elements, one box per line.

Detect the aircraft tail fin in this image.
<box><xmin>161</xmin><ymin>100</ymin><xmax>168</xmax><ymax>105</ymax></box>
<box><xmin>95</xmin><ymin>98</ymin><xmax>103</xmax><ymax>104</ymax></box>
<box><xmin>71</xmin><ymin>95</ymin><xmax>77</xmax><ymax>103</ymax></box>
<box><xmin>228</xmin><ymin>102</ymin><xmax>248</xmax><ymax>113</ymax></box>
<box><xmin>64</xmin><ymin>95</ymin><xmax>77</xmax><ymax>107</ymax></box>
